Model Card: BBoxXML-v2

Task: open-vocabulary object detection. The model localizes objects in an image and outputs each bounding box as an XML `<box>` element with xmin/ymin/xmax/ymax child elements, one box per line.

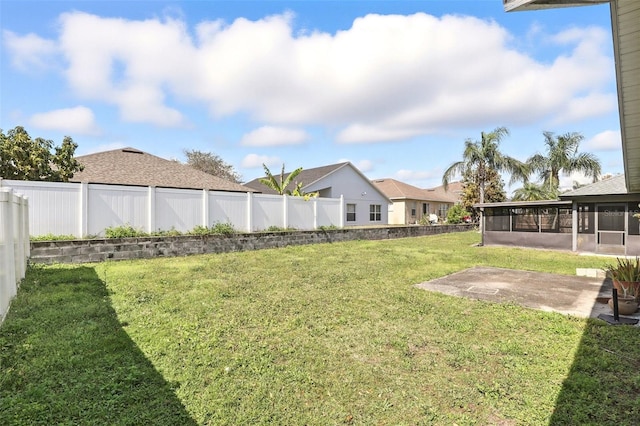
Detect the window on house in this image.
<box><xmin>369</xmin><ymin>204</ymin><xmax>381</xmax><ymax>221</ymax></box>
<box><xmin>411</xmin><ymin>202</ymin><xmax>416</xmax><ymax>217</ymax></box>
<box><xmin>423</xmin><ymin>203</ymin><xmax>429</xmax><ymax>215</ymax></box>
<box><xmin>438</xmin><ymin>204</ymin><xmax>449</xmax><ymax>218</ymax></box>
<box><xmin>346</xmin><ymin>204</ymin><xmax>356</xmax><ymax>222</ymax></box>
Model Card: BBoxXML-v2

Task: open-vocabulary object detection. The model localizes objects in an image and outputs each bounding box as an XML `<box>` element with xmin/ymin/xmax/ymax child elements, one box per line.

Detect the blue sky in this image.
<box><xmin>1</xmin><ymin>0</ymin><xmax>622</xmax><ymax>191</ymax></box>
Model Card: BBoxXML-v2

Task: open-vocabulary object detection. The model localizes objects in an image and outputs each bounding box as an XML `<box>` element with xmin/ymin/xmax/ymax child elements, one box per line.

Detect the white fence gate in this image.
<box><xmin>0</xmin><ymin>189</ymin><xmax>29</xmax><ymax>324</ymax></box>
<box><xmin>0</xmin><ymin>179</ymin><xmax>344</xmax><ymax>238</ymax></box>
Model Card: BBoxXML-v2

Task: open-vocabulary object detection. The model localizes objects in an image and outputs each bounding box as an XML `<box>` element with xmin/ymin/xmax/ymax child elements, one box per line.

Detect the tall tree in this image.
<box><xmin>0</xmin><ymin>126</ymin><xmax>83</xmax><ymax>182</ymax></box>
<box><xmin>442</xmin><ymin>127</ymin><xmax>528</xmax><ymax>205</ymax></box>
<box><xmin>183</xmin><ymin>149</ymin><xmax>242</xmax><ymax>183</ymax></box>
<box><xmin>460</xmin><ymin>166</ymin><xmax>506</xmax><ymax>220</ymax></box>
<box><xmin>259</xmin><ymin>163</ymin><xmax>304</xmax><ymax>195</ymax></box>
<box><xmin>511</xmin><ymin>182</ymin><xmax>557</xmax><ymax>201</ymax></box>
<box><xmin>527</xmin><ymin>131</ymin><xmax>601</xmax><ymax>194</ymax></box>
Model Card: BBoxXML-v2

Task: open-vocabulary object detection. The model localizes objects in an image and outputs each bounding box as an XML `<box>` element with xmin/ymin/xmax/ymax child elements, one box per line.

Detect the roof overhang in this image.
<box><xmin>504</xmin><ymin>0</ymin><xmax>640</xmax><ymax>194</ymax></box>
<box><xmin>474</xmin><ymin>200</ymin><xmax>572</xmax><ymax>208</ymax></box>
<box><xmin>503</xmin><ymin>0</ymin><xmax>607</xmax><ymax>12</ymax></box>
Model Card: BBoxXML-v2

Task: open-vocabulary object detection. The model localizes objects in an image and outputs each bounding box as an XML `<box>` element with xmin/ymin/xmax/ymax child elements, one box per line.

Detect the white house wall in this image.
<box><xmin>304</xmin><ymin>165</ymin><xmax>389</xmax><ymax>226</ymax></box>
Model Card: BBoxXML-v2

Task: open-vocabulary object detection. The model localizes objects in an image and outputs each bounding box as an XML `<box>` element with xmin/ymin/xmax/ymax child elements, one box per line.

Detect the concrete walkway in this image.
<box><xmin>415</xmin><ymin>266</ymin><xmax>640</xmax><ymax>323</ymax></box>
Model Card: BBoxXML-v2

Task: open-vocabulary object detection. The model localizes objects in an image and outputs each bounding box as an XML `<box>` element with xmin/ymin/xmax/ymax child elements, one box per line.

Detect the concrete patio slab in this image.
<box><xmin>415</xmin><ymin>266</ymin><xmax>640</xmax><ymax>324</ymax></box>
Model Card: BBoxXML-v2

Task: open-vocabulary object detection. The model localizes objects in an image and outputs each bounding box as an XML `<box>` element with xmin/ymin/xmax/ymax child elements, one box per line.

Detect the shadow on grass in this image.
<box><xmin>0</xmin><ymin>265</ymin><xmax>197</xmax><ymax>425</ymax></box>
<box><xmin>549</xmin><ymin>277</ymin><xmax>640</xmax><ymax>425</ymax></box>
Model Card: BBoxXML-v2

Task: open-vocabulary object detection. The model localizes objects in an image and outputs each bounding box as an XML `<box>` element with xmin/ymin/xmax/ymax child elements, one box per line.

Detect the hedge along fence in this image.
<box><xmin>29</xmin><ymin>224</ymin><xmax>474</xmax><ymax>264</ymax></box>
<box><xmin>1</xmin><ymin>189</ymin><xmax>30</xmax><ymax>324</ymax></box>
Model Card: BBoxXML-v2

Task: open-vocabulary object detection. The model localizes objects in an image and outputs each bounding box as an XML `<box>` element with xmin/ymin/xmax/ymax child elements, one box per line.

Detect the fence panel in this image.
<box><xmin>316</xmin><ymin>197</ymin><xmax>342</xmax><ymax>227</ymax></box>
<box><xmin>1</xmin><ymin>189</ymin><xmax>29</xmax><ymax>324</ymax></box>
<box><xmin>252</xmin><ymin>194</ymin><xmax>284</xmax><ymax>231</ymax></box>
<box><xmin>287</xmin><ymin>197</ymin><xmax>315</xmax><ymax>229</ymax></box>
<box><xmin>1</xmin><ymin>180</ymin><xmax>80</xmax><ymax>237</ymax></box>
<box><xmin>209</xmin><ymin>191</ymin><xmax>249</xmax><ymax>232</ymax></box>
<box><xmin>87</xmin><ymin>184</ymin><xmax>148</xmax><ymax>235</ymax></box>
<box><xmin>0</xmin><ymin>180</ymin><xmax>343</xmax><ymax>237</ymax></box>
<box><xmin>156</xmin><ymin>188</ymin><xmax>203</xmax><ymax>233</ymax></box>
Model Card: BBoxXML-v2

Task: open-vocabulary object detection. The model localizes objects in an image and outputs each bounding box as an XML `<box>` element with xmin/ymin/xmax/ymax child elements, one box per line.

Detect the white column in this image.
<box><xmin>339</xmin><ymin>195</ymin><xmax>345</xmax><ymax>228</ymax></box>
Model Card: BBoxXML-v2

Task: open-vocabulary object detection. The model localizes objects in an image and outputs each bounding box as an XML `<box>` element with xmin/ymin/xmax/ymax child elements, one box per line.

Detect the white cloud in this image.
<box><xmin>6</xmin><ymin>12</ymin><xmax>615</xmax><ymax>138</ymax></box>
<box><xmin>240</xmin><ymin>126</ymin><xmax>308</xmax><ymax>146</ymax></box>
<box><xmin>337</xmin><ymin>158</ymin><xmax>374</xmax><ymax>172</ymax></box>
<box><xmin>241</xmin><ymin>153</ymin><xmax>281</xmax><ymax>168</ymax></box>
<box><xmin>395</xmin><ymin>169</ymin><xmax>438</xmax><ymax>181</ymax></box>
<box><xmin>3</xmin><ymin>30</ymin><xmax>58</xmax><ymax>71</ymax></box>
<box><xmin>28</xmin><ymin>106</ymin><xmax>101</xmax><ymax>135</ymax></box>
<box><xmin>585</xmin><ymin>130</ymin><xmax>621</xmax><ymax>151</ymax></box>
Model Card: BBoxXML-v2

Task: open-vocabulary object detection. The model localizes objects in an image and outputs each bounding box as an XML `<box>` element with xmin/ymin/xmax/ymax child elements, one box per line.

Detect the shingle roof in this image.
<box><xmin>371</xmin><ymin>178</ymin><xmax>461</xmax><ymax>203</ymax></box>
<box><xmin>70</xmin><ymin>147</ymin><xmax>254</xmax><ymax>192</ymax></box>
<box><xmin>244</xmin><ymin>162</ymin><xmax>349</xmax><ymax>194</ymax></box>
<box><xmin>560</xmin><ymin>174</ymin><xmax>628</xmax><ymax>198</ymax></box>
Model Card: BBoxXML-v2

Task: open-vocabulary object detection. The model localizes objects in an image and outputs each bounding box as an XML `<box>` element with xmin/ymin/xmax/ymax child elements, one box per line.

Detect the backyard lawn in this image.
<box><xmin>1</xmin><ymin>231</ymin><xmax>639</xmax><ymax>425</ymax></box>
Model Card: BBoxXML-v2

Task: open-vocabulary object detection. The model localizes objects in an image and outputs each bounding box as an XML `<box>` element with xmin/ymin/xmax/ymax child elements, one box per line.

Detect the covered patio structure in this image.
<box><xmin>476</xmin><ymin>175</ymin><xmax>640</xmax><ymax>256</ymax></box>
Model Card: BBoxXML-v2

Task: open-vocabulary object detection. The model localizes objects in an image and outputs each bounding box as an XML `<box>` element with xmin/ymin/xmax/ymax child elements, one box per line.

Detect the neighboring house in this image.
<box><xmin>371</xmin><ymin>178</ymin><xmax>461</xmax><ymax>225</ymax></box>
<box><xmin>244</xmin><ymin>162</ymin><xmax>391</xmax><ymax>227</ymax></box>
<box><xmin>70</xmin><ymin>147</ymin><xmax>253</xmax><ymax>192</ymax></box>
<box><xmin>476</xmin><ymin>174</ymin><xmax>640</xmax><ymax>256</ymax></box>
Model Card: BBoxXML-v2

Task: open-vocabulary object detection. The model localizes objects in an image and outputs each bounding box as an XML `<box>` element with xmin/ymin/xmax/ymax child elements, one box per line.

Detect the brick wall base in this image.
<box><xmin>30</xmin><ymin>225</ymin><xmax>474</xmax><ymax>264</ymax></box>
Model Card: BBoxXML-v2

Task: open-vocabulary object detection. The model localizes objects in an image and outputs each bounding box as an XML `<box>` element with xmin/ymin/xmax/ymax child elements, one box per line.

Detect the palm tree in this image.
<box><xmin>442</xmin><ymin>127</ymin><xmax>528</xmax><ymax>205</ymax></box>
<box><xmin>511</xmin><ymin>182</ymin><xmax>557</xmax><ymax>201</ymax></box>
<box><xmin>527</xmin><ymin>131</ymin><xmax>601</xmax><ymax>194</ymax></box>
<box><xmin>443</xmin><ymin>127</ymin><xmax>528</xmax><ymax>246</ymax></box>
<box><xmin>259</xmin><ymin>163</ymin><xmax>304</xmax><ymax>195</ymax></box>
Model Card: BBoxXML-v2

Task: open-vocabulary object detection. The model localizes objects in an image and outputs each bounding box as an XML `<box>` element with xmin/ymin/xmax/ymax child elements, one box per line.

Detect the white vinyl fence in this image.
<box><xmin>0</xmin><ymin>179</ymin><xmax>344</xmax><ymax>238</ymax></box>
<box><xmin>1</xmin><ymin>189</ymin><xmax>29</xmax><ymax>324</ymax></box>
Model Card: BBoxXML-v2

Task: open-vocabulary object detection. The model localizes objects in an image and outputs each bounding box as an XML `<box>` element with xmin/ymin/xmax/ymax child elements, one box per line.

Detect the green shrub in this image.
<box><xmin>188</xmin><ymin>222</ymin><xmax>237</xmax><ymax>236</ymax></box>
<box><xmin>446</xmin><ymin>204</ymin><xmax>471</xmax><ymax>224</ymax></box>
<box><xmin>265</xmin><ymin>226</ymin><xmax>298</xmax><ymax>232</ymax></box>
<box><xmin>104</xmin><ymin>224</ymin><xmax>148</xmax><ymax>238</ymax></box>
<box><xmin>151</xmin><ymin>227</ymin><xmax>182</xmax><ymax>237</ymax></box>
<box><xmin>318</xmin><ymin>224</ymin><xmax>340</xmax><ymax>231</ymax></box>
<box><xmin>30</xmin><ymin>233</ymin><xmax>78</xmax><ymax>241</ymax></box>
<box><xmin>209</xmin><ymin>222</ymin><xmax>236</xmax><ymax>235</ymax></box>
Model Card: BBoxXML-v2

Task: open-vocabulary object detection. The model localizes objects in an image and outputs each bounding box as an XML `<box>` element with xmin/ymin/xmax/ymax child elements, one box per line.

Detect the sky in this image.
<box><xmin>0</xmin><ymin>0</ymin><xmax>623</xmax><ymax>192</ymax></box>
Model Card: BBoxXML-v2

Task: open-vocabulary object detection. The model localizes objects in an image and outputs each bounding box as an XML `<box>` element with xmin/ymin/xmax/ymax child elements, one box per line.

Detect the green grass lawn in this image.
<box><xmin>1</xmin><ymin>231</ymin><xmax>639</xmax><ymax>425</ymax></box>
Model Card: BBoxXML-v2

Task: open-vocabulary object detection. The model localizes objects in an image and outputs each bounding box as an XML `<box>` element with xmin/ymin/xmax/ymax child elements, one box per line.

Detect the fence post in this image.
<box><xmin>313</xmin><ymin>198</ymin><xmax>318</xmax><ymax>229</ymax></box>
<box><xmin>246</xmin><ymin>192</ymin><xmax>253</xmax><ymax>233</ymax></box>
<box><xmin>148</xmin><ymin>186</ymin><xmax>156</xmax><ymax>233</ymax></box>
<box><xmin>0</xmin><ymin>189</ymin><xmax>17</xmax><ymax>322</ymax></box>
<box><xmin>283</xmin><ymin>195</ymin><xmax>289</xmax><ymax>229</ymax></box>
<box><xmin>80</xmin><ymin>182</ymin><xmax>88</xmax><ymax>238</ymax></box>
<box><xmin>202</xmin><ymin>189</ymin><xmax>210</xmax><ymax>227</ymax></box>
<box><xmin>339</xmin><ymin>195</ymin><xmax>345</xmax><ymax>228</ymax></box>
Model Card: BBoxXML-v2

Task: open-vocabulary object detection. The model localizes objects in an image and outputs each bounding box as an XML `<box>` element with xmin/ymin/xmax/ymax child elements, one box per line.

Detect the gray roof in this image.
<box><xmin>244</xmin><ymin>162</ymin><xmax>350</xmax><ymax>194</ymax></box>
<box><xmin>71</xmin><ymin>147</ymin><xmax>254</xmax><ymax>192</ymax></box>
<box><xmin>560</xmin><ymin>174</ymin><xmax>628</xmax><ymax>198</ymax></box>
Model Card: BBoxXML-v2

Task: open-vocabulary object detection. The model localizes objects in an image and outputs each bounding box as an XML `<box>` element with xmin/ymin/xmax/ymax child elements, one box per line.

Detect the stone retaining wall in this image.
<box><xmin>30</xmin><ymin>224</ymin><xmax>474</xmax><ymax>264</ymax></box>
